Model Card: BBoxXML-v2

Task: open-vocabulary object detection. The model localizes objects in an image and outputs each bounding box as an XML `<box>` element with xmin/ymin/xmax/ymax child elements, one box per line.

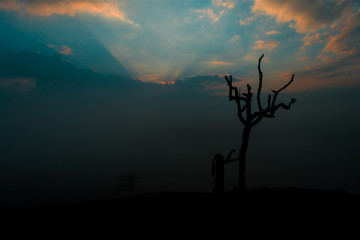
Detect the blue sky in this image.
<box><xmin>1</xmin><ymin>0</ymin><xmax>359</xmax><ymax>90</ymax></box>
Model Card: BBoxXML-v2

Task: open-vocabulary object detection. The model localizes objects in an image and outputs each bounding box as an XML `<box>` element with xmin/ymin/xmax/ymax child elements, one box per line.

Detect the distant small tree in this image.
<box><xmin>118</xmin><ymin>174</ymin><xmax>140</xmax><ymax>196</ymax></box>
<box><xmin>225</xmin><ymin>54</ymin><xmax>296</xmax><ymax>191</ymax></box>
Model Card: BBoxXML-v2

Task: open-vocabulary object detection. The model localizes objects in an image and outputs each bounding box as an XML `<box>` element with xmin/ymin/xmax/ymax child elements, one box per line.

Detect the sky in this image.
<box><xmin>1</xmin><ymin>0</ymin><xmax>359</xmax><ymax>87</ymax></box>
<box><xmin>0</xmin><ymin>0</ymin><xmax>360</xmax><ymax>205</ymax></box>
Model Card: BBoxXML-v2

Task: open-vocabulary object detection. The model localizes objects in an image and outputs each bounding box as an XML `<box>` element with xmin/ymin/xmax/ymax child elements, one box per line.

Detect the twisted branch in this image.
<box><xmin>225</xmin><ymin>54</ymin><xmax>296</xmax><ymax>128</ymax></box>
<box><xmin>257</xmin><ymin>54</ymin><xmax>264</xmax><ymax>112</ymax></box>
<box><xmin>225</xmin><ymin>75</ymin><xmax>246</xmax><ymax>125</ymax></box>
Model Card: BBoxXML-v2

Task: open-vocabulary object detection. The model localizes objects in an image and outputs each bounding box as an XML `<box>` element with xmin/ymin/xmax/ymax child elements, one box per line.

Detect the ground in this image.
<box><xmin>1</xmin><ymin>189</ymin><xmax>359</xmax><ymax>233</ymax></box>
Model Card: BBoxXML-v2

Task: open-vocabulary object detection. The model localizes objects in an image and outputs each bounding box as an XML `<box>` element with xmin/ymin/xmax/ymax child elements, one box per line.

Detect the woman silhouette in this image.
<box><xmin>212</xmin><ymin>150</ymin><xmax>237</xmax><ymax>194</ymax></box>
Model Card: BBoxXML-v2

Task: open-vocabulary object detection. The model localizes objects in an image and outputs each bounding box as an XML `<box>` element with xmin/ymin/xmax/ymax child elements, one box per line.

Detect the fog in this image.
<box><xmin>1</xmin><ymin>52</ymin><xmax>359</xmax><ymax>206</ymax></box>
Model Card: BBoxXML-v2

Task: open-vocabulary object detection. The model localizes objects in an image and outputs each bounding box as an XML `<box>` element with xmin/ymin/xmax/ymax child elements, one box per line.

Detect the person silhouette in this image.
<box><xmin>212</xmin><ymin>149</ymin><xmax>237</xmax><ymax>194</ymax></box>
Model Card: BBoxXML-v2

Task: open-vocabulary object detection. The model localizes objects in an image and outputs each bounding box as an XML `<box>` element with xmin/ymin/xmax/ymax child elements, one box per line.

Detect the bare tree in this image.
<box><xmin>225</xmin><ymin>54</ymin><xmax>296</xmax><ymax>191</ymax></box>
<box><xmin>118</xmin><ymin>174</ymin><xmax>140</xmax><ymax>196</ymax></box>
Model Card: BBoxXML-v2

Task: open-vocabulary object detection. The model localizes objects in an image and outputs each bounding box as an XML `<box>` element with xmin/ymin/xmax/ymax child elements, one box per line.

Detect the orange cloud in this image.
<box><xmin>251</xmin><ymin>0</ymin><xmax>359</xmax><ymax>57</ymax></box>
<box><xmin>253</xmin><ymin>40</ymin><xmax>279</xmax><ymax>50</ymax></box>
<box><xmin>317</xmin><ymin>54</ymin><xmax>335</xmax><ymax>63</ymax></box>
<box><xmin>211</xmin><ymin>61</ymin><xmax>230</xmax><ymax>65</ymax></box>
<box><xmin>216</xmin><ymin>73</ymin><xmax>231</xmax><ymax>78</ymax></box>
<box><xmin>265</xmin><ymin>30</ymin><xmax>281</xmax><ymax>35</ymax></box>
<box><xmin>278</xmin><ymin>72</ymin><xmax>293</xmax><ymax>81</ymax></box>
<box><xmin>160</xmin><ymin>80</ymin><xmax>175</xmax><ymax>85</ymax></box>
<box><xmin>239</xmin><ymin>16</ymin><xmax>254</xmax><ymax>25</ymax></box>
<box><xmin>298</xmin><ymin>55</ymin><xmax>309</xmax><ymax>62</ymax></box>
<box><xmin>212</xmin><ymin>0</ymin><xmax>235</xmax><ymax>9</ymax></box>
<box><xmin>0</xmin><ymin>0</ymin><xmax>137</xmax><ymax>26</ymax></box>
<box><xmin>59</xmin><ymin>46</ymin><xmax>72</xmax><ymax>55</ymax></box>
<box><xmin>300</xmin><ymin>33</ymin><xmax>324</xmax><ymax>50</ymax></box>
<box><xmin>251</xmin><ymin>0</ymin><xmax>346</xmax><ymax>33</ymax></box>
<box><xmin>0</xmin><ymin>0</ymin><xmax>21</xmax><ymax>11</ymax></box>
<box><xmin>194</xmin><ymin>0</ymin><xmax>234</xmax><ymax>23</ymax></box>
<box><xmin>47</xmin><ymin>44</ymin><xmax>73</xmax><ymax>55</ymax></box>
<box><xmin>194</xmin><ymin>8</ymin><xmax>224</xmax><ymax>22</ymax></box>
<box><xmin>322</xmin><ymin>8</ymin><xmax>360</xmax><ymax>55</ymax></box>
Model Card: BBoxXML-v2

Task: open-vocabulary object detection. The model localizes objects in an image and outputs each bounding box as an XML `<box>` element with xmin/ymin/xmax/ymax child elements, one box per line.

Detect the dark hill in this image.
<box><xmin>2</xmin><ymin>189</ymin><xmax>359</xmax><ymax>230</ymax></box>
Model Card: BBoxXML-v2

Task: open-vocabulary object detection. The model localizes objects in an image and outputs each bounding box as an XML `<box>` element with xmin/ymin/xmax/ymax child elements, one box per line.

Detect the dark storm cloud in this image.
<box><xmin>0</xmin><ymin>51</ymin><xmax>137</xmax><ymax>93</ymax></box>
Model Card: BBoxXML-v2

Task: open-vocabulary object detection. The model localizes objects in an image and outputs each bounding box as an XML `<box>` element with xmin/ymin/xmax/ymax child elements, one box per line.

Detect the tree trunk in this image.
<box><xmin>239</xmin><ymin>126</ymin><xmax>251</xmax><ymax>191</ymax></box>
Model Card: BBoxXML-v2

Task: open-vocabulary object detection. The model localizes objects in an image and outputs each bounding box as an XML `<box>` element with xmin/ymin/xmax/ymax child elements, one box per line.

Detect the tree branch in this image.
<box><xmin>225</xmin><ymin>75</ymin><xmax>246</xmax><ymax>101</ymax></box>
<box><xmin>250</xmin><ymin>114</ymin><xmax>263</xmax><ymax>127</ymax></box>
<box><xmin>267</xmin><ymin>74</ymin><xmax>296</xmax><ymax>116</ymax></box>
<box><xmin>257</xmin><ymin>54</ymin><xmax>264</xmax><ymax>112</ymax></box>
<box><xmin>244</xmin><ymin>84</ymin><xmax>252</xmax><ymax>124</ymax></box>
<box><xmin>237</xmin><ymin>101</ymin><xmax>246</xmax><ymax>125</ymax></box>
<box><xmin>267</xmin><ymin>94</ymin><xmax>272</xmax><ymax>109</ymax></box>
<box><xmin>224</xmin><ymin>149</ymin><xmax>238</xmax><ymax>164</ymax></box>
<box><xmin>274</xmin><ymin>98</ymin><xmax>296</xmax><ymax>111</ymax></box>
<box><xmin>225</xmin><ymin>75</ymin><xmax>247</xmax><ymax>125</ymax></box>
<box><xmin>271</xmin><ymin>74</ymin><xmax>295</xmax><ymax>109</ymax></box>
<box><xmin>224</xmin><ymin>56</ymin><xmax>296</xmax><ymax>128</ymax></box>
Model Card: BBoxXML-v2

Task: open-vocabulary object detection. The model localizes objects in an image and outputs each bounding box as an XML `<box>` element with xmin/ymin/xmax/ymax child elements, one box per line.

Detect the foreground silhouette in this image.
<box><xmin>118</xmin><ymin>174</ymin><xmax>140</xmax><ymax>196</ymax></box>
<box><xmin>211</xmin><ymin>150</ymin><xmax>237</xmax><ymax>193</ymax></box>
<box><xmin>225</xmin><ymin>54</ymin><xmax>296</xmax><ymax>191</ymax></box>
<box><xmin>3</xmin><ymin>190</ymin><xmax>356</xmax><ymax>229</ymax></box>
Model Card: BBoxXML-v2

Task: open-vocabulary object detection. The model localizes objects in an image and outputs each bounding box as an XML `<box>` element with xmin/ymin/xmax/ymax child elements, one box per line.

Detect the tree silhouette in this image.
<box><xmin>118</xmin><ymin>174</ymin><xmax>140</xmax><ymax>196</ymax></box>
<box><xmin>225</xmin><ymin>54</ymin><xmax>296</xmax><ymax>191</ymax></box>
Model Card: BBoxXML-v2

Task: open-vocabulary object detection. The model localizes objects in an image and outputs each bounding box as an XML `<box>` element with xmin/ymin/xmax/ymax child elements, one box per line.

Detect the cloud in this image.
<box><xmin>175</xmin><ymin>74</ymin><xmax>232</xmax><ymax>96</ymax></box>
<box><xmin>322</xmin><ymin>8</ymin><xmax>360</xmax><ymax>56</ymax></box>
<box><xmin>230</xmin><ymin>35</ymin><xmax>240</xmax><ymax>43</ymax></box>
<box><xmin>160</xmin><ymin>80</ymin><xmax>175</xmax><ymax>85</ymax></box>
<box><xmin>194</xmin><ymin>8</ymin><xmax>224</xmax><ymax>22</ymax></box>
<box><xmin>0</xmin><ymin>0</ymin><xmax>21</xmax><ymax>11</ymax></box>
<box><xmin>296</xmin><ymin>53</ymin><xmax>360</xmax><ymax>90</ymax></box>
<box><xmin>239</xmin><ymin>16</ymin><xmax>254</xmax><ymax>25</ymax></box>
<box><xmin>298</xmin><ymin>55</ymin><xmax>310</xmax><ymax>62</ymax></box>
<box><xmin>253</xmin><ymin>40</ymin><xmax>279</xmax><ymax>50</ymax></box>
<box><xmin>0</xmin><ymin>76</ymin><xmax>36</xmax><ymax>92</ymax></box>
<box><xmin>317</xmin><ymin>54</ymin><xmax>334</xmax><ymax>63</ymax></box>
<box><xmin>251</xmin><ymin>0</ymin><xmax>360</xmax><ymax>59</ymax></box>
<box><xmin>251</xmin><ymin>0</ymin><xmax>351</xmax><ymax>33</ymax></box>
<box><xmin>0</xmin><ymin>0</ymin><xmax>137</xmax><ymax>26</ymax></box>
<box><xmin>193</xmin><ymin>0</ymin><xmax>234</xmax><ymax>22</ymax></box>
<box><xmin>138</xmin><ymin>74</ymin><xmax>162</xmax><ymax>83</ymax></box>
<box><xmin>47</xmin><ymin>44</ymin><xmax>73</xmax><ymax>55</ymax></box>
<box><xmin>298</xmin><ymin>7</ymin><xmax>360</xmax><ymax>57</ymax></box>
<box><xmin>300</xmin><ymin>33</ymin><xmax>324</xmax><ymax>50</ymax></box>
<box><xmin>265</xmin><ymin>30</ymin><xmax>281</xmax><ymax>35</ymax></box>
<box><xmin>210</xmin><ymin>61</ymin><xmax>231</xmax><ymax>65</ymax></box>
<box><xmin>212</xmin><ymin>0</ymin><xmax>235</xmax><ymax>9</ymax></box>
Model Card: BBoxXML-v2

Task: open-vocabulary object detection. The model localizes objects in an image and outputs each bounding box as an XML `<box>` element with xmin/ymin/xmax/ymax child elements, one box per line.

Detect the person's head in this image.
<box><xmin>214</xmin><ymin>153</ymin><xmax>224</xmax><ymax>163</ymax></box>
